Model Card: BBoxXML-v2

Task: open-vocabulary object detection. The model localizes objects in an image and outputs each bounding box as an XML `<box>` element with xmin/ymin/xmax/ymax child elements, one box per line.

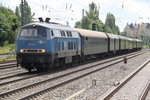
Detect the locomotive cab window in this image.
<box><xmin>19</xmin><ymin>26</ymin><xmax>48</xmax><ymax>38</ymax></box>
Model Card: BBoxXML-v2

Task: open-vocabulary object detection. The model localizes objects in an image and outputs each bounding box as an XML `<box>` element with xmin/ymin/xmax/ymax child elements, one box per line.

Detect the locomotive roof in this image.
<box><xmin>76</xmin><ymin>28</ymin><xmax>108</xmax><ymax>38</ymax></box>
<box><xmin>21</xmin><ymin>22</ymin><xmax>75</xmax><ymax>31</ymax></box>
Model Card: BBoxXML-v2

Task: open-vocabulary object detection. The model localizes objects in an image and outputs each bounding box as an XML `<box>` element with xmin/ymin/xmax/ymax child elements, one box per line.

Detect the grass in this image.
<box><xmin>0</xmin><ymin>55</ymin><xmax>16</xmax><ymax>61</ymax></box>
<box><xmin>143</xmin><ymin>44</ymin><xmax>150</xmax><ymax>48</ymax></box>
<box><xmin>0</xmin><ymin>44</ymin><xmax>15</xmax><ymax>54</ymax></box>
<box><xmin>0</xmin><ymin>44</ymin><xmax>16</xmax><ymax>61</ymax></box>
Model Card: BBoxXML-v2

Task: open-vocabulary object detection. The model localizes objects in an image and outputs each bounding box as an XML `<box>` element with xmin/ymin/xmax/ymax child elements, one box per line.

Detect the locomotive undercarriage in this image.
<box><xmin>17</xmin><ymin>53</ymin><xmax>52</xmax><ymax>72</ymax></box>
<box><xmin>17</xmin><ymin>53</ymin><xmax>81</xmax><ymax>72</ymax></box>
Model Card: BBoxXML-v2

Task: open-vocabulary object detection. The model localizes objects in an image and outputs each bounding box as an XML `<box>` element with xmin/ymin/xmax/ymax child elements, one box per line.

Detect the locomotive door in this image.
<box><xmin>54</xmin><ymin>38</ymin><xmax>58</xmax><ymax>53</ymax></box>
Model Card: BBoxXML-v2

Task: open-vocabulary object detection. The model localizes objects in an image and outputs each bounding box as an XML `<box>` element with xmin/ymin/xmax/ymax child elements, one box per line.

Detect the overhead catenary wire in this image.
<box><xmin>27</xmin><ymin>0</ymin><xmax>81</xmax><ymax>20</ymax></box>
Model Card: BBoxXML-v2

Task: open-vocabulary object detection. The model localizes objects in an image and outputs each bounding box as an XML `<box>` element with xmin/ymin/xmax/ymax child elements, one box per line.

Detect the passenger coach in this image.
<box><xmin>76</xmin><ymin>28</ymin><xmax>108</xmax><ymax>61</ymax></box>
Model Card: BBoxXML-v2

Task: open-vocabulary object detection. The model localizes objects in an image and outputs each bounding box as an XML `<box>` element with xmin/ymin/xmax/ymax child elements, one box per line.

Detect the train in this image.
<box><xmin>16</xmin><ymin>18</ymin><xmax>143</xmax><ymax>72</ymax></box>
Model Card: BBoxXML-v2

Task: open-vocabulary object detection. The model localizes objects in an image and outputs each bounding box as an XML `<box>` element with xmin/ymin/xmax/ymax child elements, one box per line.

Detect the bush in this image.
<box><xmin>0</xmin><ymin>5</ymin><xmax>20</xmax><ymax>46</ymax></box>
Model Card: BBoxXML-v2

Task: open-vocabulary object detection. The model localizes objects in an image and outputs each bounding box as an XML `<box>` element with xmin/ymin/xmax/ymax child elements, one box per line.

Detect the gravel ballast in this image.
<box><xmin>37</xmin><ymin>51</ymin><xmax>150</xmax><ymax>100</ymax></box>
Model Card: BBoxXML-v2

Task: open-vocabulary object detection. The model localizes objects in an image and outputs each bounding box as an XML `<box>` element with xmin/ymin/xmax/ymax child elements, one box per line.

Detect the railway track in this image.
<box><xmin>0</xmin><ymin>50</ymin><xmax>145</xmax><ymax>71</ymax></box>
<box><xmin>0</xmin><ymin>50</ymin><xmax>146</xmax><ymax>79</ymax></box>
<box><xmin>0</xmin><ymin>71</ymin><xmax>37</xmax><ymax>86</ymax></box>
<box><xmin>0</xmin><ymin>50</ymin><xmax>147</xmax><ymax>87</ymax></box>
<box><xmin>0</xmin><ymin>50</ymin><xmax>148</xmax><ymax>100</ymax></box>
<box><xmin>0</xmin><ymin>59</ymin><xmax>16</xmax><ymax>64</ymax></box>
<box><xmin>0</xmin><ymin>62</ymin><xmax>17</xmax><ymax>70</ymax></box>
<box><xmin>99</xmin><ymin>59</ymin><xmax>150</xmax><ymax>100</ymax></box>
<box><xmin>0</xmin><ymin>69</ymin><xmax>24</xmax><ymax>77</ymax></box>
<box><xmin>139</xmin><ymin>80</ymin><xmax>150</xmax><ymax>100</ymax></box>
<box><xmin>0</xmin><ymin>59</ymin><xmax>17</xmax><ymax>70</ymax></box>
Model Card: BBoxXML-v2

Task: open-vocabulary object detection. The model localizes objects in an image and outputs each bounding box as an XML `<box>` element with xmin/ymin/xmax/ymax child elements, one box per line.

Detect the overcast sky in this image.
<box><xmin>1</xmin><ymin>0</ymin><xmax>150</xmax><ymax>31</ymax></box>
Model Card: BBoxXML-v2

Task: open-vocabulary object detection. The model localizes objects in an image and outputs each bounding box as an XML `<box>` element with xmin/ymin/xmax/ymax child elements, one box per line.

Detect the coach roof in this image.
<box><xmin>105</xmin><ymin>32</ymin><xmax>119</xmax><ymax>39</ymax></box>
<box><xmin>76</xmin><ymin>28</ymin><xmax>108</xmax><ymax>38</ymax></box>
<box><xmin>118</xmin><ymin>35</ymin><xmax>128</xmax><ymax>40</ymax></box>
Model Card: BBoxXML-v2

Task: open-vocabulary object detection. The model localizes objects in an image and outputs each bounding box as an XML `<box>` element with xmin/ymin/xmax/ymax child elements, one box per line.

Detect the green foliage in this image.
<box><xmin>0</xmin><ymin>0</ymin><xmax>33</xmax><ymax>46</ymax></box>
<box><xmin>75</xmin><ymin>2</ymin><xmax>104</xmax><ymax>32</ymax></box>
<box><xmin>19</xmin><ymin>0</ymin><xmax>32</xmax><ymax>25</ymax></box>
<box><xmin>0</xmin><ymin>43</ymin><xmax>15</xmax><ymax>53</ymax></box>
<box><xmin>15</xmin><ymin>6</ymin><xmax>20</xmax><ymax>21</ymax></box>
<box><xmin>104</xmin><ymin>13</ymin><xmax>120</xmax><ymax>34</ymax></box>
<box><xmin>75</xmin><ymin>2</ymin><xmax>120</xmax><ymax>34</ymax></box>
<box><xmin>0</xmin><ymin>5</ymin><xmax>20</xmax><ymax>46</ymax></box>
<box><xmin>0</xmin><ymin>55</ymin><xmax>16</xmax><ymax>61</ymax></box>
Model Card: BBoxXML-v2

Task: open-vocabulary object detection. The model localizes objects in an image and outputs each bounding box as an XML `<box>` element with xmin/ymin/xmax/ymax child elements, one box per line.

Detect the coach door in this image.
<box><xmin>114</xmin><ymin>39</ymin><xmax>116</xmax><ymax>54</ymax></box>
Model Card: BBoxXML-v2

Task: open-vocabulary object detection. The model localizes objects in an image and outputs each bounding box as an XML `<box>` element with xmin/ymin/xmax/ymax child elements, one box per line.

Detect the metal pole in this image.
<box><xmin>21</xmin><ymin>0</ymin><xmax>24</xmax><ymax>26</ymax></box>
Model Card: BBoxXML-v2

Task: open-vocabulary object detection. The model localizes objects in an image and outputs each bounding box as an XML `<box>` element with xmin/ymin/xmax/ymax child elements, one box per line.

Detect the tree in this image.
<box><xmin>75</xmin><ymin>2</ymin><xmax>104</xmax><ymax>32</ymax></box>
<box><xmin>0</xmin><ymin>5</ymin><xmax>20</xmax><ymax>46</ymax></box>
<box><xmin>104</xmin><ymin>13</ymin><xmax>120</xmax><ymax>34</ymax></box>
<box><xmin>19</xmin><ymin>0</ymin><xmax>32</xmax><ymax>25</ymax></box>
<box><xmin>15</xmin><ymin>6</ymin><xmax>20</xmax><ymax>21</ymax></box>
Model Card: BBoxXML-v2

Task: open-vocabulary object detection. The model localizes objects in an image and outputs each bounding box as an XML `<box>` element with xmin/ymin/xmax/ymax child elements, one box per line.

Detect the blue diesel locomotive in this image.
<box><xmin>16</xmin><ymin>18</ymin><xmax>142</xmax><ymax>72</ymax></box>
<box><xmin>16</xmin><ymin>18</ymin><xmax>81</xmax><ymax>72</ymax></box>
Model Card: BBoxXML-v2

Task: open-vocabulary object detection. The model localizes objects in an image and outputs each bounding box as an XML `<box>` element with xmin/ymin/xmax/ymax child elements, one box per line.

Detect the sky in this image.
<box><xmin>0</xmin><ymin>0</ymin><xmax>150</xmax><ymax>31</ymax></box>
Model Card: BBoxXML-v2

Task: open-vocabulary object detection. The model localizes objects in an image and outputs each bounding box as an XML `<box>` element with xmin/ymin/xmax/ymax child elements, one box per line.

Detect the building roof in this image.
<box><xmin>128</xmin><ymin>23</ymin><xmax>139</xmax><ymax>29</ymax></box>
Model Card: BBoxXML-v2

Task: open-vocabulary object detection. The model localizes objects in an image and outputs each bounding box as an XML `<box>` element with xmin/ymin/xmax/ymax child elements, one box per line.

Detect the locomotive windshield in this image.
<box><xmin>19</xmin><ymin>27</ymin><xmax>48</xmax><ymax>38</ymax></box>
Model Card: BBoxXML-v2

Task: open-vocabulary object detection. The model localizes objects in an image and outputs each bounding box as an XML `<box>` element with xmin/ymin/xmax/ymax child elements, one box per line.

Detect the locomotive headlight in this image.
<box><xmin>20</xmin><ymin>49</ymin><xmax>24</xmax><ymax>53</ymax></box>
<box><xmin>41</xmin><ymin>49</ymin><xmax>46</xmax><ymax>53</ymax></box>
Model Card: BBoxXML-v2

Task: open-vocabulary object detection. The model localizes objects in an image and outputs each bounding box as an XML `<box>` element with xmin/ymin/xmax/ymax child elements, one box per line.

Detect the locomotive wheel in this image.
<box><xmin>54</xmin><ymin>59</ymin><xmax>60</xmax><ymax>68</ymax></box>
<box><xmin>36</xmin><ymin>64</ymin><xmax>49</xmax><ymax>72</ymax></box>
<box><xmin>27</xmin><ymin>68</ymin><xmax>32</xmax><ymax>72</ymax></box>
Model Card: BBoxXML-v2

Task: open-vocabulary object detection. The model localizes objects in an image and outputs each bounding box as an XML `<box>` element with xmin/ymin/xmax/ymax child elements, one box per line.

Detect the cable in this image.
<box><xmin>27</xmin><ymin>0</ymin><xmax>81</xmax><ymax>19</ymax></box>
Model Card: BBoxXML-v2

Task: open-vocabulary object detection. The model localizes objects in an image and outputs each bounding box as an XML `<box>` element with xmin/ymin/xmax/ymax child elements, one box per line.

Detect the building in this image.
<box><xmin>124</xmin><ymin>23</ymin><xmax>150</xmax><ymax>44</ymax></box>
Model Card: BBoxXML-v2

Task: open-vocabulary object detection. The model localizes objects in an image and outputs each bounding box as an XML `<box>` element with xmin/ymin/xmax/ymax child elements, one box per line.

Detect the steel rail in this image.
<box><xmin>139</xmin><ymin>80</ymin><xmax>150</xmax><ymax>100</ymax></box>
